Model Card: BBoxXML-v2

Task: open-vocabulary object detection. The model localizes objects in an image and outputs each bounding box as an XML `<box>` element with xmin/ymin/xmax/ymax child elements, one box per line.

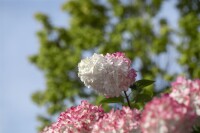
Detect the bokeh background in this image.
<box><xmin>1</xmin><ymin>0</ymin><xmax>199</xmax><ymax>133</ymax></box>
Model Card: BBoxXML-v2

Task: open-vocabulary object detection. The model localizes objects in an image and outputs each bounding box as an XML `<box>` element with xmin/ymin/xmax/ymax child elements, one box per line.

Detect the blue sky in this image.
<box><xmin>0</xmin><ymin>0</ymin><xmax>178</xmax><ymax>133</ymax></box>
<box><xmin>0</xmin><ymin>0</ymin><xmax>68</xmax><ymax>133</ymax></box>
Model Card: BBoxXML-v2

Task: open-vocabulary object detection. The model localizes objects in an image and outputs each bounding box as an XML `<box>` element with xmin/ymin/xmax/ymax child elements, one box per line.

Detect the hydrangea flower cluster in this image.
<box><xmin>78</xmin><ymin>52</ymin><xmax>136</xmax><ymax>97</ymax></box>
<box><xmin>42</xmin><ymin>52</ymin><xmax>200</xmax><ymax>133</ymax></box>
<box><xmin>170</xmin><ymin>76</ymin><xmax>200</xmax><ymax>116</ymax></box>
<box><xmin>42</xmin><ymin>101</ymin><xmax>104</xmax><ymax>133</ymax></box>
<box><xmin>42</xmin><ymin>101</ymin><xmax>141</xmax><ymax>133</ymax></box>
<box><xmin>92</xmin><ymin>107</ymin><xmax>141</xmax><ymax>133</ymax></box>
<box><xmin>141</xmin><ymin>94</ymin><xmax>197</xmax><ymax>133</ymax></box>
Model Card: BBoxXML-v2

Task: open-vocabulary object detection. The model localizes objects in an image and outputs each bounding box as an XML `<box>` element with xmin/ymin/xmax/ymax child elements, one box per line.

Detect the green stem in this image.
<box><xmin>124</xmin><ymin>91</ymin><xmax>131</xmax><ymax>108</ymax></box>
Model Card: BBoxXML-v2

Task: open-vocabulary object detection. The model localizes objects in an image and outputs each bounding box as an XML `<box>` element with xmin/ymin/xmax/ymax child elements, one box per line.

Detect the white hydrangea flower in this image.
<box><xmin>78</xmin><ymin>52</ymin><xmax>136</xmax><ymax>97</ymax></box>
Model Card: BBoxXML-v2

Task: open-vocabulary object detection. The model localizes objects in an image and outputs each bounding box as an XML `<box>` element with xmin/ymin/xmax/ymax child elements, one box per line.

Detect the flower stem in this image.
<box><xmin>124</xmin><ymin>91</ymin><xmax>131</xmax><ymax>108</ymax></box>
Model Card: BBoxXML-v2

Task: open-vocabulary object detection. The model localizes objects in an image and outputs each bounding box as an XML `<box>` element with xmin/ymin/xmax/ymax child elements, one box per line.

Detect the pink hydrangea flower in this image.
<box><xmin>92</xmin><ymin>107</ymin><xmax>141</xmax><ymax>133</ymax></box>
<box><xmin>141</xmin><ymin>95</ymin><xmax>197</xmax><ymax>133</ymax></box>
<box><xmin>170</xmin><ymin>76</ymin><xmax>200</xmax><ymax>116</ymax></box>
<box><xmin>41</xmin><ymin>101</ymin><xmax>104</xmax><ymax>133</ymax></box>
<box><xmin>78</xmin><ymin>52</ymin><xmax>136</xmax><ymax>97</ymax></box>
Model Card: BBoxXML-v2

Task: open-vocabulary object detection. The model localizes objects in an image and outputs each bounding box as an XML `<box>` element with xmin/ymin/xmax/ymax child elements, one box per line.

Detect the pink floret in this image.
<box><xmin>170</xmin><ymin>76</ymin><xmax>200</xmax><ymax>117</ymax></box>
<box><xmin>92</xmin><ymin>107</ymin><xmax>141</xmax><ymax>133</ymax></box>
<box><xmin>41</xmin><ymin>101</ymin><xmax>105</xmax><ymax>133</ymax></box>
<box><xmin>141</xmin><ymin>94</ymin><xmax>197</xmax><ymax>133</ymax></box>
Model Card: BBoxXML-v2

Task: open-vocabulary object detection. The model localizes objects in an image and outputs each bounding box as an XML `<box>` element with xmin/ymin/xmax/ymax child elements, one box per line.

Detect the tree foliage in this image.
<box><xmin>29</xmin><ymin>0</ymin><xmax>200</xmax><ymax>130</ymax></box>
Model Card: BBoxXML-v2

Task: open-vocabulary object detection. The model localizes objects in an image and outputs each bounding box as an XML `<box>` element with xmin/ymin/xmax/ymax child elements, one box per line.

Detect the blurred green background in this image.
<box><xmin>1</xmin><ymin>0</ymin><xmax>200</xmax><ymax>132</ymax></box>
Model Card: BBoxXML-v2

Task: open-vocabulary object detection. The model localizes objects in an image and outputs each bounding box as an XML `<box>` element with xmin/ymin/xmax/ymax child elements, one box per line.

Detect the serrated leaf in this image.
<box><xmin>99</xmin><ymin>96</ymin><xmax>124</xmax><ymax>104</ymax></box>
<box><xmin>130</xmin><ymin>79</ymin><xmax>155</xmax><ymax>90</ymax></box>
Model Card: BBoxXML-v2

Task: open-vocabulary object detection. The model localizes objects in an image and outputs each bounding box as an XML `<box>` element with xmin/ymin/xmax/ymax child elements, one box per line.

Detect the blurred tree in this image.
<box><xmin>29</xmin><ymin>0</ymin><xmax>200</xmax><ymax>131</ymax></box>
<box><xmin>177</xmin><ymin>0</ymin><xmax>200</xmax><ymax>78</ymax></box>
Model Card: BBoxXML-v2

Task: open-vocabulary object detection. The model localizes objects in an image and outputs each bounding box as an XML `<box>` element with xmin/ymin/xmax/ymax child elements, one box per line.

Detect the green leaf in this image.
<box><xmin>192</xmin><ymin>125</ymin><xmax>200</xmax><ymax>133</ymax></box>
<box><xmin>122</xmin><ymin>102</ymin><xmax>144</xmax><ymax>109</ymax></box>
<box><xmin>130</xmin><ymin>79</ymin><xmax>155</xmax><ymax>90</ymax></box>
<box><xmin>99</xmin><ymin>96</ymin><xmax>124</xmax><ymax>104</ymax></box>
<box><xmin>134</xmin><ymin>88</ymin><xmax>154</xmax><ymax>103</ymax></box>
<box><xmin>130</xmin><ymin>102</ymin><xmax>144</xmax><ymax>109</ymax></box>
<box><xmin>143</xmin><ymin>88</ymin><xmax>154</xmax><ymax>96</ymax></box>
<box><xmin>135</xmin><ymin>93</ymin><xmax>152</xmax><ymax>103</ymax></box>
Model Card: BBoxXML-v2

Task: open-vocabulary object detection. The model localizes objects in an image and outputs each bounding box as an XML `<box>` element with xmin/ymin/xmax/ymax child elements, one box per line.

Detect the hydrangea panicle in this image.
<box><xmin>78</xmin><ymin>52</ymin><xmax>136</xmax><ymax>97</ymax></box>
<box><xmin>141</xmin><ymin>94</ymin><xmax>197</xmax><ymax>133</ymax></box>
<box><xmin>92</xmin><ymin>107</ymin><xmax>141</xmax><ymax>133</ymax></box>
<box><xmin>41</xmin><ymin>101</ymin><xmax>104</xmax><ymax>133</ymax></box>
<box><xmin>170</xmin><ymin>76</ymin><xmax>200</xmax><ymax>116</ymax></box>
